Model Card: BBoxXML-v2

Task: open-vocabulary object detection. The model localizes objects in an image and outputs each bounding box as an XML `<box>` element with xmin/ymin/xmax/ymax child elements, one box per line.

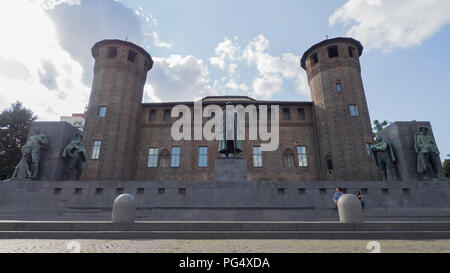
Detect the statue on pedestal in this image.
<box><xmin>11</xmin><ymin>129</ymin><xmax>48</xmax><ymax>180</ymax></box>
<box><xmin>414</xmin><ymin>126</ymin><xmax>441</xmax><ymax>180</ymax></box>
<box><xmin>370</xmin><ymin>136</ymin><xmax>399</xmax><ymax>181</ymax></box>
<box><xmin>62</xmin><ymin>133</ymin><xmax>86</xmax><ymax>181</ymax></box>
<box><xmin>218</xmin><ymin>102</ymin><xmax>243</xmax><ymax>158</ymax></box>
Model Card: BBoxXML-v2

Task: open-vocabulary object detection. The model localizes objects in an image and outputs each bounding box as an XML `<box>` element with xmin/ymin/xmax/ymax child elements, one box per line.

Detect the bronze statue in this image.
<box><xmin>415</xmin><ymin>126</ymin><xmax>440</xmax><ymax>180</ymax></box>
<box><xmin>11</xmin><ymin>129</ymin><xmax>48</xmax><ymax>180</ymax></box>
<box><xmin>218</xmin><ymin>102</ymin><xmax>243</xmax><ymax>157</ymax></box>
<box><xmin>62</xmin><ymin>133</ymin><xmax>86</xmax><ymax>181</ymax></box>
<box><xmin>370</xmin><ymin>135</ymin><xmax>399</xmax><ymax>181</ymax></box>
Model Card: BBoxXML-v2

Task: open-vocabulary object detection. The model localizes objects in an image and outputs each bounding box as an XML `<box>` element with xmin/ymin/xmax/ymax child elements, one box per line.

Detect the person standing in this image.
<box><xmin>333</xmin><ymin>187</ymin><xmax>344</xmax><ymax>207</ymax></box>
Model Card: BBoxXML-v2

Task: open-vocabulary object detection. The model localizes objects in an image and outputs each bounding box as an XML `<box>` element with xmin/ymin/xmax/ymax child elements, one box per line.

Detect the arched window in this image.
<box><xmin>159</xmin><ymin>149</ymin><xmax>170</xmax><ymax>168</ymax></box>
<box><xmin>283</xmin><ymin>149</ymin><xmax>295</xmax><ymax>168</ymax></box>
<box><xmin>327</xmin><ymin>158</ymin><xmax>333</xmax><ymax>171</ymax></box>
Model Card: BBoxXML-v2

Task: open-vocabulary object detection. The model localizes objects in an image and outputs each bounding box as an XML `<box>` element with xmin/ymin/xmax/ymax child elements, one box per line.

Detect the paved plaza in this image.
<box><xmin>0</xmin><ymin>239</ymin><xmax>449</xmax><ymax>253</ymax></box>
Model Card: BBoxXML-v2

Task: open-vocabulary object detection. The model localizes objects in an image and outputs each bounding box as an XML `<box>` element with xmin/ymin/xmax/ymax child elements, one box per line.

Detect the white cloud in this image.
<box><xmin>243</xmin><ymin>35</ymin><xmax>308</xmax><ymax>98</ymax></box>
<box><xmin>146</xmin><ymin>55</ymin><xmax>216</xmax><ymax>102</ymax></box>
<box><xmin>207</xmin><ymin>35</ymin><xmax>309</xmax><ymax>100</ymax></box>
<box><xmin>152</xmin><ymin>31</ymin><xmax>172</xmax><ymax>49</ymax></box>
<box><xmin>253</xmin><ymin>75</ymin><xmax>283</xmax><ymax>100</ymax></box>
<box><xmin>0</xmin><ymin>0</ymin><xmax>89</xmax><ymax>120</ymax></box>
<box><xmin>329</xmin><ymin>0</ymin><xmax>450</xmax><ymax>51</ymax></box>
<box><xmin>209</xmin><ymin>37</ymin><xmax>240</xmax><ymax>73</ymax></box>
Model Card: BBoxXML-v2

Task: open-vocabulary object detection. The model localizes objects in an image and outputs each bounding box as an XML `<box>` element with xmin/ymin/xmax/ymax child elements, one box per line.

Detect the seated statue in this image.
<box><xmin>415</xmin><ymin>126</ymin><xmax>441</xmax><ymax>180</ymax></box>
<box><xmin>62</xmin><ymin>133</ymin><xmax>86</xmax><ymax>181</ymax></box>
<box><xmin>11</xmin><ymin>129</ymin><xmax>48</xmax><ymax>180</ymax></box>
<box><xmin>370</xmin><ymin>135</ymin><xmax>399</xmax><ymax>181</ymax></box>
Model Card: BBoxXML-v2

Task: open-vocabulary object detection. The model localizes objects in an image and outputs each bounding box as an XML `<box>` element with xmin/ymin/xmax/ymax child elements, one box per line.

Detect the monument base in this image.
<box><xmin>214</xmin><ymin>157</ymin><xmax>248</xmax><ymax>182</ymax></box>
<box><xmin>379</xmin><ymin>121</ymin><xmax>444</xmax><ymax>181</ymax></box>
<box><xmin>14</xmin><ymin>122</ymin><xmax>82</xmax><ymax>181</ymax></box>
<box><xmin>0</xmin><ymin>180</ymin><xmax>449</xmax><ymax>222</ymax></box>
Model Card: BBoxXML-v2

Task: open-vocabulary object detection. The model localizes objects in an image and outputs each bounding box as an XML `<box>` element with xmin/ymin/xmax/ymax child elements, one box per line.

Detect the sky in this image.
<box><xmin>0</xmin><ymin>0</ymin><xmax>449</xmax><ymax>161</ymax></box>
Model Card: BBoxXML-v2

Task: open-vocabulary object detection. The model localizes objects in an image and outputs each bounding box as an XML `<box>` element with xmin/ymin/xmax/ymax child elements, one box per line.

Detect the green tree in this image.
<box><xmin>443</xmin><ymin>159</ymin><xmax>450</xmax><ymax>178</ymax></box>
<box><xmin>372</xmin><ymin>120</ymin><xmax>391</xmax><ymax>141</ymax></box>
<box><xmin>0</xmin><ymin>102</ymin><xmax>37</xmax><ymax>180</ymax></box>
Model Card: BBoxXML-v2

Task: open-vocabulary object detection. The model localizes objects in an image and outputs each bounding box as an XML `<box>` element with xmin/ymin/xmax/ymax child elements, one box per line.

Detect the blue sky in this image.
<box><xmin>0</xmin><ymin>0</ymin><xmax>449</xmax><ymax>161</ymax></box>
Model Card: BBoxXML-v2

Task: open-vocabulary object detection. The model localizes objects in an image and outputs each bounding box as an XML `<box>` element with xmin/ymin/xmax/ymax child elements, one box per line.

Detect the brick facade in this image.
<box><xmin>82</xmin><ymin>38</ymin><xmax>379</xmax><ymax>182</ymax></box>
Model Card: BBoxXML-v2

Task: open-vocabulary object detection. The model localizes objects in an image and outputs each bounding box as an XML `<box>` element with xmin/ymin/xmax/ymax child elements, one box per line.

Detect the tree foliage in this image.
<box><xmin>0</xmin><ymin>102</ymin><xmax>37</xmax><ymax>180</ymax></box>
<box><xmin>372</xmin><ymin>120</ymin><xmax>391</xmax><ymax>141</ymax></box>
<box><xmin>443</xmin><ymin>159</ymin><xmax>450</xmax><ymax>178</ymax></box>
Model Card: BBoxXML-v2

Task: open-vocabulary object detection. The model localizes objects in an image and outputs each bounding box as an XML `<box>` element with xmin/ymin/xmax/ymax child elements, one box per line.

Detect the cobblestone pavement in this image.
<box><xmin>0</xmin><ymin>240</ymin><xmax>449</xmax><ymax>253</ymax></box>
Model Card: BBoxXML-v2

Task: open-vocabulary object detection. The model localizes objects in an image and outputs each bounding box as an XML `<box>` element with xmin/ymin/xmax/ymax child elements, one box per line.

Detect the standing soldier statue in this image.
<box><xmin>11</xmin><ymin>129</ymin><xmax>48</xmax><ymax>180</ymax></box>
<box><xmin>414</xmin><ymin>126</ymin><xmax>441</xmax><ymax>180</ymax></box>
<box><xmin>218</xmin><ymin>102</ymin><xmax>244</xmax><ymax>157</ymax></box>
<box><xmin>62</xmin><ymin>133</ymin><xmax>87</xmax><ymax>181</ymax></box>
<box><xmin>370</xmin><ymin>135</ymin><xmax>399</xmax><ymax>181</ymax></box>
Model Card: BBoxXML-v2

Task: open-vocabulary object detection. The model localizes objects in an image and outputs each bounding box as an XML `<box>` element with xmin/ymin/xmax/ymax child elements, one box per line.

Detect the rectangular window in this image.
<box><xmin>107</xmin><ymin>47</ymin><xmax>117</xmax><ymax>58</ymax></box>
<box><xmin>163</xmin><ymin>109</ymin><xmax>171</xmax><ymax>122</ymax></box>
<box><xmin>147</xmin><ymin>148</ymin><xmax>159</xmax><ymax>168</ymax></box>
<box><xmin>171</xmin><ymin>147</ymin><xmax>181</xmax><ymax>168</ymax></box>
<box><xmin>366</xmin><ymin>143</ymin><xmax>371</xmax><ymax>157</ymax></box>
<box><xmin>198</xmin><ymin>146</ymin><xmax>208</xmax><ymax>168</ymax></box>
<box><xmin>149</xmin><ymin>109</ymin><xmax>156</xmax><ymax>122</ymax></box>
<box><xmin>349</xmin><ymin>105</ymin><xmax>359</xmax><ymax>117</ymax></box>
<box><xmin>328</xmin><ymin>46</ymin><xmax>339</xmax><ymax>58</ymax></box>
<box><xmin>282</xmin><ymin>108</ymin><xmax>290</xmax><ymax>120</ymax></box>
<box><xmin>336</xmin><ymin>82</ymin><xmax>342</xmax><ymax>92</ymax></box>
<box><xmin>310</xmin><ymin>53</ymin><xmax>319</xmax><ymax>65</ymax></box>
<box><xmin>298</xmin><ymin>108</ymin><xmax>305</xmax><ymax>120</ymax></box>
<box><xmin>349</xmin><ymin>46</ymin><xmax>354</xmax><ymax>58</ymax></box>
<box><xmin>98</xmin><ymin>106</ymin><xmax>107</xmax><ymax>117</ymax></box>
<box><xmin>297</xmin><ymin>146</ymin><xmax>308</xmax><ymax>167</ymax></box>
<box><xmin>253</xmin><ymin>146</ymin><xmax>263</xmax><ymax>168</ymax></box>
<box><xmin>128</xmin><ymin>50</ymin><xmax>137</xmax><ymax>62</ymax></box>
<box><xmin>91</xmin><ymin>141</ymin><xmax>102</xmax><ymax>160</ymax></box>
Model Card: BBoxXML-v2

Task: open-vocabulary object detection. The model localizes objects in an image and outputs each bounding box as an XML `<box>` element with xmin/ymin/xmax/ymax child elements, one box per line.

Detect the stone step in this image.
<box><xmin>0</xmin><ymin>221</ymin><xmax>449</xmax><ymax>232</ymax></box>
<box><xmin>0</xmin><ymin>230</ymin><xmax>449</xmax><ymax>240</ymax></box>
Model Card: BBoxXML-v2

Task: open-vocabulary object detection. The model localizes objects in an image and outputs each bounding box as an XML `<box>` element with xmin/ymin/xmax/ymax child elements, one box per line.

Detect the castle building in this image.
<box><xmin>82</xmin><ymin>38</ymin><xmax>379</xmax><ymax>182</ymax></box>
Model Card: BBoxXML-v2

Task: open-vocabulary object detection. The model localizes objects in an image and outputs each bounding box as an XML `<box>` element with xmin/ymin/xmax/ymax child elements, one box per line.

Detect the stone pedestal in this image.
<box><xmin>112</xmin><ymin>194</ymin><xmax>136</xmax><ymax>224</ymax></box>
<box><xmin>338</xmin><ymin>194</ymin><xmax>364</xmax><ymax>223</ymax></box>
<box><xmin>214</xmin><ymin>157</ymin><xmax>248</xmax><ymax>182</ymax></box>
<box><xmin>379</xmin><ymin>121</ymin><xmax>444</xmax><ymax>181</ymax></box>
<box><xmin>15</xmin><ymin>122</ymin><xmax>81</xmax><ymax>181</ymax></box>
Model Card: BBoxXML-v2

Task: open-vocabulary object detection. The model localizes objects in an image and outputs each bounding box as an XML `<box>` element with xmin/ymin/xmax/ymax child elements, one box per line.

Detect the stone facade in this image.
<box><xmin>82</xmin><ymin>38</ymin><xmax>380</xmax><ymax>182</ymax></box>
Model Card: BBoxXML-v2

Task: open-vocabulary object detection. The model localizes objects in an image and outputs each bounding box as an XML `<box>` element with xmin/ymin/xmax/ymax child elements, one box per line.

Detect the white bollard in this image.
<box><xmin>112</xmin><ymin>194</ymin><xmax>136</xmax><ymax>224</ymax></box>
<box><xmin>337</xmin><ymin>194</ymin><xmax>364</xmax><ymax>223</ymax></box>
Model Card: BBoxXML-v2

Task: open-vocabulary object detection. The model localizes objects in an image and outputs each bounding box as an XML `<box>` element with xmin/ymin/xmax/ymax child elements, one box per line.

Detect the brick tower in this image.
<box><xmin>301</xmin><ymin>37</ymin><xmax>378</xmax><ymax>181</ymax></box>
<box><xmin>82</xmin><ymin>40</ymin><xmax>153</xmax><ymax>181</ymax></box>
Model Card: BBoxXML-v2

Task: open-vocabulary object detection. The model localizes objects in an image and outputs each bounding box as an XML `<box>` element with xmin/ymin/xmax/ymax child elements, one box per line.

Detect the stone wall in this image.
<box><xmin>0</xmin><ymin>180</ymin><xmax>448</xmax><ymax>221</ymax></box>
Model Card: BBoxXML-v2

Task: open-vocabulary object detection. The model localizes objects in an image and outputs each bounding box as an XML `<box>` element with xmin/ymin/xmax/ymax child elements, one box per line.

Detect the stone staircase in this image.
<box><xmin>0</xmin><ymin>221</ymin><xmax>449</xmax><ymax>240</ymax></box>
